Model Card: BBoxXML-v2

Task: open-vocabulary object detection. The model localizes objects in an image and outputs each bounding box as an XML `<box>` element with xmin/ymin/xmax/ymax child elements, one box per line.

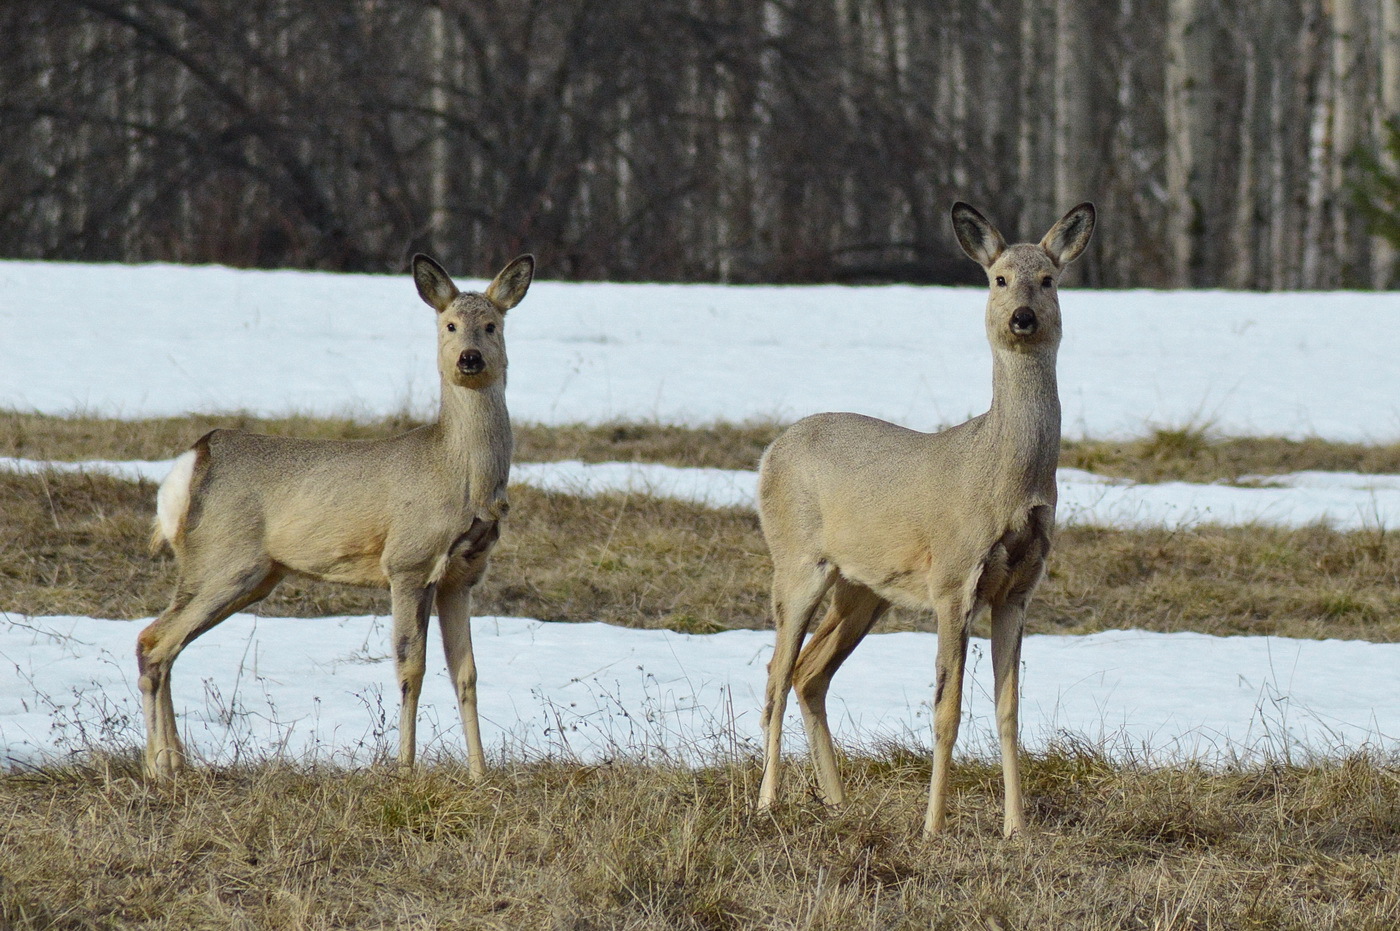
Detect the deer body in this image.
<box><xmin>756</xmin><ymin>203</ymin><xmax>1094</xmax><ymax>837</ymax></box>
<box><xmin>138</xmin><ymin>253</ymin><xmax>533</xmax><ymax>779</ymax></box>
<box><xmin>764</xmin><ymin>406</ymin><xmax>1057</xmax><ymax>612</ymax></box>
<box><xmin>182</xmin><ymin>407</ymin><xmax>508</xmax><ymax>588</ymax></box>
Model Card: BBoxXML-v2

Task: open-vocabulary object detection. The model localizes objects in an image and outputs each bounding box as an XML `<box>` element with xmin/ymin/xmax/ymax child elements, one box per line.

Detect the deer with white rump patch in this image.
<box><xmin>756</xmin><ymin>202</ymin><xmax>1095</xmax><ymax>836</ymax></box>
<box><xmin>138</xmin><ymin>253</ymin><xmax>534</xmax><ymax>779</ymax></box>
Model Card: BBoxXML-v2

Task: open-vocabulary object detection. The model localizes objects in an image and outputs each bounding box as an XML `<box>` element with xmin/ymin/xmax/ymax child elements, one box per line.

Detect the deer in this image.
<box><xmin>137</xmin><ymin>252</ymin><xmax>534</xmax><ymax>779</ymax></box>
<box><xmin>755</xmin><ymin>202</ymin><xmax>1095</xmax><ymax>837</ymax></box>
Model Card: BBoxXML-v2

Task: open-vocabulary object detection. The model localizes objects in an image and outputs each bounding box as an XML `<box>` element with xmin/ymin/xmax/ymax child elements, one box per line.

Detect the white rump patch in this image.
<box><xmin>155</xmin><ymin>449</ymin><xmax>198</xmax><ymax>544</ymax></box>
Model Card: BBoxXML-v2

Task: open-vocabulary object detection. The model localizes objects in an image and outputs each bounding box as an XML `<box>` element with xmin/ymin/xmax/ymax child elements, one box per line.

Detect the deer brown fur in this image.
<box><xmin>755</xmin><ymin>202</ymin><xmax>1095</xmax><ymax>836</ymax></box>
<box><xmin>138</xmin><ymin>253</ymin><xmax>534</xmax><ymax>779</ymax></box>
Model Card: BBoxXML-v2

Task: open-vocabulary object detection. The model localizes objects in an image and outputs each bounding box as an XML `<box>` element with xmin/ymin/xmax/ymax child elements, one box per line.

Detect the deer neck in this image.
<box><xmin>985</xmin><ymin>346</ymin><xmax>1061</xmax><ymax>493</ymax></box>
<box><xmin>433</xmin><ymin>377</ymin><xmax>512</xmax><ymax>508</ymax></box>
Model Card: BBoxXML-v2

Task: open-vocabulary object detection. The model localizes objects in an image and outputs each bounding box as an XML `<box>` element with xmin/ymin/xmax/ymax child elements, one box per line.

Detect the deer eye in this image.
<box><xmin>446</xmin><ymin>322</ymin><xmax>457</xmax><ymax>332</ymax></box>
<box><xmin>1042</xmin><ymin>276</ymin><xmax>1053</xmax><ymax>288</ymax></box>
<box><xmin>995</xmin><ymin>276</ymin><xmax>1006</xmax><ymax>287</ymax></box>
<box><xmin>485</xmin><ymin>322</ymin><xmax>496</xmax><ymax>334</ymax></box>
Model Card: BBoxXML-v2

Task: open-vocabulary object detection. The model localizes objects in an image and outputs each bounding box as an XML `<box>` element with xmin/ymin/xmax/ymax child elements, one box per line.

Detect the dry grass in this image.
<box><xmin>5</xmin><ymin>417</ymin><xmax>1400</xmax><ymax>928</ymax></box>
<box><xmin>5</xmin><ymin>412</ymin><xmax>1400</xmax><ymax>639</ymax></box>
<box><xmin>0</xmin><ymin>410</ymin><xmax>778</xmax><ymax>472</ymax></box>
<box><xmin>1063</xmin><ymin>426</ymin><xmax>1400</xmax><ymax>484</ymax></box>
<box><xmin>0</xmin><ymin>470</ymin><xmax>769</xmax><ymax>631</ymax></box>
<box><xmin>3</xmin><ymin>469</ymin><xmax>1398</xmax><ymax>642</ymax></box>
<box><xmin>1040</xmin><ymin>523</ymin><xmax>1400</xmax><ymax>642</ymax></box>
<box><xmin>0</xmin><ymin>410</ymin><xmax>427</xmax><ymax>462</ymax></box>
<box><xmin>1</xmin><ymin>749</ymin><xmax>1397</xmax><ymax>929</ymax></box>
<box><xmin>8</xmin><ymin>411</ymin><xmax>1400</xmax><ymax>482</ymax></box>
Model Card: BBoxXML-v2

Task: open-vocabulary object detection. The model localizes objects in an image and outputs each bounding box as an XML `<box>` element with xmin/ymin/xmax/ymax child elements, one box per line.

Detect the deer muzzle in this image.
<box><xmin>1009</xmin><ymin>307</ymin><xmax>1038</xmax><ymax>335</ymax></box>
<box><xmin>458</xmin><ymin>349</ymin><xmax>485</xmax><ymax>374</ymax></box>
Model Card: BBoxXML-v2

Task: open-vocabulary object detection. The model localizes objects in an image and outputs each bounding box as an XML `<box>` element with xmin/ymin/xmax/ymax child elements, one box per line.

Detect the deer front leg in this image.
<box><xmin>925</xmin><ymin>595</ymin><xmax>974</xmax><ymax>836</ymax></box>
<box><xmin>388</xmin><ymin>578</ymin><xmax>436</xmax><ymax>767</ymax></box>
<box><xmin>437</xmin><ymin>565</ymin><xmax>488</xmax><ymax>780</ymax></box>
<box><xmin>990</xmin><ymin>599</ymin><xmax>1028</xmax><ymax>838</ymax></box>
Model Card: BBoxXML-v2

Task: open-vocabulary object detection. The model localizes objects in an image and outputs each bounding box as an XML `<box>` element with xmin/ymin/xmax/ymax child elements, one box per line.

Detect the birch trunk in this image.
<box><xmin>1054</xmin><ymin>0</ymin><xmax>1090</xmax><ymax>210</ymax></box>
<box><xmin>1165</xmin><ymin>0</ymin><xmax>1217</xmax><ymax>287</ymax></box>
<box><xmin>1375</xmin><ymin>0</ymin><xmax>1400</xmax><ymax>286</ymax></box>
<box><xmin>427</xmin><ymin>6</ymin><xmax>451</xmax><ymax>259</ymax></box>
<box><xmin>1018</xmin><ymin>0</ymin><xmax>1053</xmax><ymax>237</ymax></box>
<box><xmin>1301</xmin><ymin>4</ymin><xmax>1332</xmax><ymax>288</ymax></box>
<box><xmin>1330</xmin><ymin>0</ymin><xmax>1363</xmax><ymax>285</ymax></box>
<box><xmin>1229</xmin><ymin>13</ymin><xmax>1260</xmax><ymax>289</ymax></box>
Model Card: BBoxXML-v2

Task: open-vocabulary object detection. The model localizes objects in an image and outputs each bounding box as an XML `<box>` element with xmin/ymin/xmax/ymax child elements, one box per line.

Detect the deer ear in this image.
<box><xmin>412</xmin><ymin>254</ymin><xmax>459</xmax><ymax>312</ymax></box>
<box><xmin>485</xmin><ymin>254</ymin><xmax>535</xmax><ymax>311</ymax></box>
<box><xmin>1041</xmin><ymin>203</ymin><xmax>1096</xmax><ymax>269</ymax></box>
<box><xmin>951</xmin><ymin>202</ymin><xmax>1007</xmax><ymax>268</ymax></box>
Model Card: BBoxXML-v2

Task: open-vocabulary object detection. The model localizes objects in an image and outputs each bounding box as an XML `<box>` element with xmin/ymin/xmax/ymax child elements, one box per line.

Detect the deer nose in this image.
<box><xmin>1010</xmin><ymin>307</ymin><xmax>1037</xmax><ymax>335</ymax></box>
<box><xmin>458</xmin><ymin>349</ymin><xmax>484</xmax><ymax>373</ymax></box>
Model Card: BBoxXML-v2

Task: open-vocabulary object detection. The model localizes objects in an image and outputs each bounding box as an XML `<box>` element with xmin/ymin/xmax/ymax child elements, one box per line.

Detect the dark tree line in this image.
<box><xmin>2</xmin><ymin>0</ymin><xmax>1397</xmax><ymax>288</ymax></box>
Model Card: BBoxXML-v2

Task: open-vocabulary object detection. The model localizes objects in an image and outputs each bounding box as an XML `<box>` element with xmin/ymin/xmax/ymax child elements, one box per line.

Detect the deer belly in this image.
<box><xmin>316</xmin><ymin>551</ymin><xmax>392</xmax><ymax>588</ymax></box>
<box><xmin>842</xmin><ymin>544</ymin><xmax>937</xmax><ymax>609</ymax></box>
<box><xmin>266</xmin><ymin>523</ymin><xmax>391</xmax><ymax>588</ymax></box>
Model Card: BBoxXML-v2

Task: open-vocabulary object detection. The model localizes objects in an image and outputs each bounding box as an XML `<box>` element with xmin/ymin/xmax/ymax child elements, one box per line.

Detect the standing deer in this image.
<box><xmin>138</xmin><ymin>253</ymin><xmax>534</xmax><ymax>779</ymax></box>
<box><xmin>756</xmin><ymin>202</ymin><xmax>1095</xmax><ymax>836</ymax></box>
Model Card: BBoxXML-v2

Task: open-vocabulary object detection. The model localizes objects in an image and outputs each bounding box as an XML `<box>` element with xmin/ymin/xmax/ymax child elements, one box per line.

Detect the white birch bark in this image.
<box><xmin>1330</xmin><ymin>0</ymin><xmax>1363</xmax><ymax>284</ymax></box>
<box><xmin>1229</xmin><ymin>13</ymin><xmax>1260</xmax><ymax>289</ymax></box>
<box><xmin>1018</xmin><ymin>0</ymin><xmax>1053</xmax><ymax>236</ymax></box>
<box><xmin>1054</xmin><ymin>0</ymin><xmax>1090</xmax><ymax>211</ymax></box>
<box><xmin>428</xmin><ymin>6</ymin><xmax>451</xmax><ymax>259</ymax></box>
<box><xmin>1165</xmin><ymin>0</ymin><xmax>1217</xmax><ymax>287</ymax></box>
<box><xmin>1302</xmin><ymin>46</ymin><xmax>1333</xmax><ymax>288</ymax></box>
<box><xmin>1374</xmin><ymin>0</ymin><xmax>1400</xmax><ymax>286</ymax></box>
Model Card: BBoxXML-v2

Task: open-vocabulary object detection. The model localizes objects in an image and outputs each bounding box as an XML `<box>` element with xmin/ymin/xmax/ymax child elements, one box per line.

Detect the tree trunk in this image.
<box><xmin>1165</xmin><ymin>0</ymin><xmax>1218</xmax><ymax>287</ymax></box>
<box><xmin>1375</xmin><ymin>0</ymin><xmax>1400</xmax><ymax>286</ymax></box>
<box><xmin>1054</xmin><ymin>0</ymin><xmax>1090</xmax><ymax>209</ymax></box>
<box><xmin>1229</xmin><ymin>9</ymin><xmax>1260</xmax><ymax>289</ymax></box>
<box><xmin>1301</xmin><ymin>2</ymin><xmax>1332</xmax><ymax>288</ymax></box>
<box><xmin>1330</xmin><ymin>0</ymin><xmax>1364</xmax><ymax>285</ymax></box>
<box><xmin>1018</xmin><ymin>0</ymin><xmax>1053</xmax><ymax>238</ymax></box>
<box><xmin>427</xmin><ymin>5</ymin><xmax>451</xmax><ymax>259</ymax></box>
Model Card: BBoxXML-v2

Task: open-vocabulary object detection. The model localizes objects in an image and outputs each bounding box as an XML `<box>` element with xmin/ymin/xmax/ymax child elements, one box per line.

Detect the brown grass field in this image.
<box><xmin>2</xmin><ymin>412</ymin><xmax>1399</xmax><ymax>929</ymax></box>
<box><xmin>2</xmin><ymin>751</ymin><xmax>1399</xmax><ymax>930</ymax></box>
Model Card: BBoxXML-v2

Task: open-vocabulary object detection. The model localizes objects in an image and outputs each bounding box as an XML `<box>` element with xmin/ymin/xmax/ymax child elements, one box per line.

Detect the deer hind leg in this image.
<box><xmin>389</xmin><ymin>578</ymin><xmax>436</xmax><ymax>767</ymax></box>
<box><xmin>437</xmin><ymin>554</ymin><xmax>491</xmax><ymax>780</ymax></box>
<box><xmin>758</xmin><ymin>556</ymin><xmax>837</xmax><ymax>811</ymax></box>
<box><xmin>924</xmin><ymin>592</ymin><xmax>978</xmax><ymax>836</ymax></box>
<box><xmin>792</xmin><ymin>579</ymin><xmax>888</xmax><ymax>806</ymax></box>
<box><xmin>990</xmin><ymin>598</ymin><xmax>1029</xmax><ymax>837</ymax></box>
<box><xmin>137</xmin><ymin>559</ymin><xmax>283</xmax><ymax>778</ymax></box>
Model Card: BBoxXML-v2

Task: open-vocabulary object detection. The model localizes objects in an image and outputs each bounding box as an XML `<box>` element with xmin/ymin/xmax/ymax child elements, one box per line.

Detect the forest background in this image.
<box><xmin>3</xmin><ymin>0</ymin><xmax>1397</xmax><ymax>290</ymax></box>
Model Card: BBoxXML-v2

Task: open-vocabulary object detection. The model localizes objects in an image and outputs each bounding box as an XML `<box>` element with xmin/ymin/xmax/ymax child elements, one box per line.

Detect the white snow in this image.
<box><xmin>4</xmin><ymin>260</ymin><xmax>1400</xmax><ymax>441</ymax></box>
<box><xmin>1</xmin><ymin>259</ymin><xmax>1398</xmax><ymax>768</ymax></box>
<box><xmin>4</xmin><ymin>614</ymin><xmax>1392</xmax><ymax>769</ymax></box>
<box><xmin>0</xmin><ymin>456</ymin><xmax>176</xmax><ymax>484</ymax></box>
